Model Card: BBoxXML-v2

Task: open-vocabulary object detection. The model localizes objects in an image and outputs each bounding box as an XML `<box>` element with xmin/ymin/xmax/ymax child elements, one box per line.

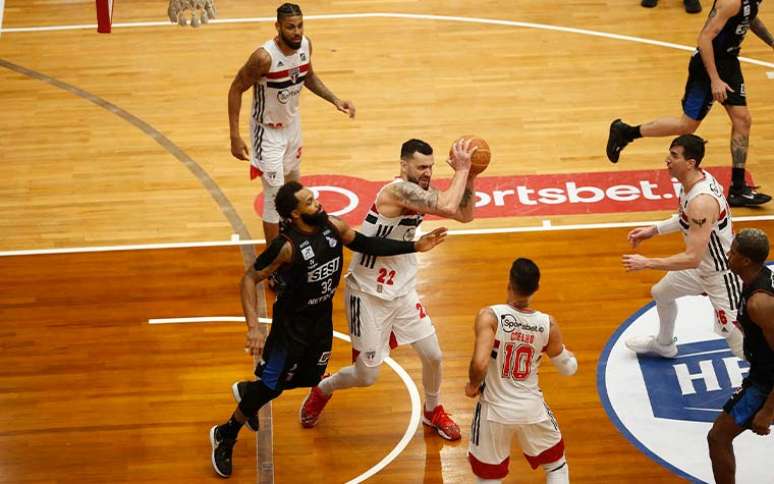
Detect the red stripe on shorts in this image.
<box><xmin>468</xmin><ymin>452</ymin><xmax>509</xmax><ymax>479</ymax></box>
<box><xmin>524</xmin><ymin>438</ymin><xmax>565</xmax><ymax>469</ymax></box>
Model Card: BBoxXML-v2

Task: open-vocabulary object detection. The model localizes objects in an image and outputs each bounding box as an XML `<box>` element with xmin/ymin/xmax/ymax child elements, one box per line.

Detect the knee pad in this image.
<box><xmin>238</xmin><ymin>380</ymin><xmax>282</xmax><ymax>417</ymax></box>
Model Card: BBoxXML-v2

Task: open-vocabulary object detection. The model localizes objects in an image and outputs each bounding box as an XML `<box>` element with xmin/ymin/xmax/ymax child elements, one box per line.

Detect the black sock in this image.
<box><xmin>219</xmin><ymin>413</ymin><xmax>244</xmax><ymax>440</ymax></box>
<box><xmin>731</xmin><ymin>168</ymin><xmax>746</xmax><ymax>190</ymax></box>
<box><xmin>624</xmin><ymin>125</ymin><xmax>642</xmax><ymax>141</ymax></box>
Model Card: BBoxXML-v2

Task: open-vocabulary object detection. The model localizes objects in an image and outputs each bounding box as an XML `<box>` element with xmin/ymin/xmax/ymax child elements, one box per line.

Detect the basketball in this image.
<box><xmin>449</xmin><ymin>135</ymin><xmax>491</xmax><ymax>175</ymax></box>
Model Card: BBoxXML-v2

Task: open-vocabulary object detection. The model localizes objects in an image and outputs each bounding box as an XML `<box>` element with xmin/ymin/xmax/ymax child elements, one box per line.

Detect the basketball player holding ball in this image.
<box><xmin>299</xmin><ymin>137</ymin><xmax>487</xmax><ymax>440</ymax></box>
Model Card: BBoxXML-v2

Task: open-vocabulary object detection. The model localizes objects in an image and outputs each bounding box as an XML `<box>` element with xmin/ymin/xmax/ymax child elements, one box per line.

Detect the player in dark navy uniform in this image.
<box><xmin>607</xmin><ymin>0</ymin><xmax>774</xmax><ymax>207</ymax></box>
<box><xmin>708</xmin><ymin>228</ymin><xmax>774</xmax><ymax>484</ymax></box>
<box><xmin>208</xmin><ymin>180</ymin><xmax>447</xmax><ymax>478</ymax></box>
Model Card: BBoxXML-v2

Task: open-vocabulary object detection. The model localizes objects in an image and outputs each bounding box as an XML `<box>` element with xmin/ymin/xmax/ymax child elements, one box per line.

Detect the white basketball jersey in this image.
<box><xmin>251</xmin><ymin>37</ymin><xmax>310</xmax><ymax>128</ymax></box>
<box><xmin>677</xmin><ymin>170</ymin><xmax>734</xmax><ymax>273</ymax></box>
<box><xmin>481</xmin><ymin>304</ymin><xmax>551</xmax><ymax>424</ymax></box>
<box><xmin>347</xmin><ymin>180</ymin><xmax>424</xmax><ymax>300</ymax></box>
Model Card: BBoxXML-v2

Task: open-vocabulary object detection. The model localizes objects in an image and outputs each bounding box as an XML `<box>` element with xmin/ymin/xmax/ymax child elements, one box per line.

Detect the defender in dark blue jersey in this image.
<box><xmin>208</xmin><ymin>180</ymin><xmax>448</xmax><ymax>478</ymax></box>
<box><xmin>607</xmin><ymin>0</ymin><xmax>774</xmax><ymax>207</ymax></box>
<box><xmin>708</xmin><ymin>228</ymin><xmax>774</xmax><ymax>484</ymax></box>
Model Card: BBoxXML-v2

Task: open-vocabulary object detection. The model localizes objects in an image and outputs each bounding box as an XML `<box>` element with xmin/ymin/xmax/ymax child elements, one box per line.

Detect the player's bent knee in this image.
<box><xmin>650</xmin><ymin>279</ymin><xmax>674</xmax><ymax>303</ymax></box>
<box><xmin>238</xmin><ymin>380</ymin><xmax>282</xmax><ymax>417</ymax></box>
<box><xmin>354</xmin><ymin>362</ymin><xmax>380</xmax><ymax>387</ymax></box>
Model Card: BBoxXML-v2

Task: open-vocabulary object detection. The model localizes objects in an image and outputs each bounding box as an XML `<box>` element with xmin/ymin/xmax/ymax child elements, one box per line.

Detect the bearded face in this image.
<box><xmin>301</xmin><ymin>208</ymin><xmax>329</xmax><ymax>226</ymax></box>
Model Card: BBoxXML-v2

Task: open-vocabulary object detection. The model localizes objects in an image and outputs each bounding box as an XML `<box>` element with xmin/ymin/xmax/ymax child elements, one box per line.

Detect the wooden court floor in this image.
<box><xmin>2</xmin><ymin>0</ymin><xmax>774</xmax><ymax>482</ymax></box>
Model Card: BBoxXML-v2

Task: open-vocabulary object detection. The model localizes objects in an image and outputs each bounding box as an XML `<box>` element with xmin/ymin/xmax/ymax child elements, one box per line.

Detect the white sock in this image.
<box><xmin>412</xmin><ymin>334</ymin><xmax>443</xmax><ymax>412</ymax></box>
<box><xmin>655</xmin><ymin>300</ymin><xmax>677</xmax><ymax>346</ymax></box>
<box><xmin>543</xmin><ymin>460</ymin><xmax>569</xmax><ymax>484</ymax></box>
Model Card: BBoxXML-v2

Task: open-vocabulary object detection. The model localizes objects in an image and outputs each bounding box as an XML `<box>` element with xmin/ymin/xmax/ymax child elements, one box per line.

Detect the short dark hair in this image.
<box><xmin>400</xmin><ymin>139</ymin><xmax>433</xmax><ymax>161</ymax></box>
<box><xmin>275</xmin><ymin>181</ymin><xmax>304</xmax><ymax>220</ymax></box>
<box><xmin>670</xmin><ymin>134</ymin><xmax>706</xmax><ymax>166</ymax></box>
<box><xmin>509</xmin><ymin>258</ymin><xmax>540</xmax><ymax>296</ymax></box>
<box><xmin>735</xmin><ymin>228</ymin><xmax>770</xmax><ymax>265</ymax></box>
<box><xmin>277</xmin><ymin>3</ymin><xmax>302</xmax><ymax>21</ymax></box>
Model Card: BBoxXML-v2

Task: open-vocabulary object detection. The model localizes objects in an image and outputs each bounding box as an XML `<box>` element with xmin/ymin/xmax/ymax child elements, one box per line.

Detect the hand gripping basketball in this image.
<box><xmin>449</xmin><ymin>135</ymin><xmax>491</xmax><ymax>175</ymax></box>
<box><xmin>168</xmin><ymin>0</ymin><xmax>217</xmax><ymax>27</ymax></box>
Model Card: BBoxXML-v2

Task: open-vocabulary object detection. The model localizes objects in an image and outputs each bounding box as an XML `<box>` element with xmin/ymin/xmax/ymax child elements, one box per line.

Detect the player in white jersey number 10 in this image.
<box><xmin>465</xmin><ymin>258</ymin><xmax>577</xmax><ymax>484</ymax></box>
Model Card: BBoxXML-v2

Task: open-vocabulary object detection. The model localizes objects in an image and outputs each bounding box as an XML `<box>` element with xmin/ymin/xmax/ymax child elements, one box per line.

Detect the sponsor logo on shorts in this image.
<box><xmin>366</xmin><ymin>351</ymin><xmax>376</xmax><ymax>361</ymax></box>
<box><xmin>318</xmin><ymin>351</ymin><xmax>331</xmax><ymax>365</ymax></box>
<box><xmin>597</xmin><ymin>287</ymin><xmax>773</xmax><ymax>483</ymax></box>
<box><xmin>403</xmin><ymin>228</ymin><xmax>416</xmax><ymax>241</ymax></box>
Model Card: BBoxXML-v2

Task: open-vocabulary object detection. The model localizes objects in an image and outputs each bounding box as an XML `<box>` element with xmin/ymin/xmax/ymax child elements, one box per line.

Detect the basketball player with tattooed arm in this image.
<box><xmin>623</xmin><ymin>134</ymin><xmax>745</xmax><ymax>360</ymax></box>
<box><xmin>708</xmin><ymin>228</ymin><xmax>774</xmax><ymax>484</ymax></box>
<box><xmin>228</xmin><ymin>3</ymin><xmax>356</xmax><ymax>245</ymax></box>
<box><xmin>466</xmin><ymin>258</ymin><xmax>577</xmax><ymax>484</ymax></box>
<box><xmin>298</xmin><ymin>138</ymin><xmax>479</xmax><ymax>441</ymax></box>
<box><xmin>208</xmin><ymin>181</ymin><xmax>447</xmax><ymax>478</ymax></box>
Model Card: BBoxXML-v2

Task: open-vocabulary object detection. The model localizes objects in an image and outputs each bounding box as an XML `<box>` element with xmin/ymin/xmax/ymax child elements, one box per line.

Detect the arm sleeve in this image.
<box><xmin>656</xmin><ymin>215</ymin><xmax>681</xmax><ymax>235</ymax></box>
<box><xmin>253</xmin><ymin>237</ymin><xmax>287</xmax><ymax>271</ymax></box>
<box><xmin>346</xmin><ymin>231</ymin><xmax>416</xmax><ymax>256</ymax></box>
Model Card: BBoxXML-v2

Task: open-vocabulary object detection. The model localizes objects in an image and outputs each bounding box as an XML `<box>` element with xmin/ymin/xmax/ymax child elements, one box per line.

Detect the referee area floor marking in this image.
<box><xmin>148</xmin><ymin>316</ymin><xmax>421</xmax><ymax>484</ymax></box>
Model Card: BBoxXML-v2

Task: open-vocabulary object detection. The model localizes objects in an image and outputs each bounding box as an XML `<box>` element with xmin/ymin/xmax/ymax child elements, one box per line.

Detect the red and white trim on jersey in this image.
<box><xmin>347</xmin><ymin>182</ymin><xmax>424</xmax><ymax>300</ymax></box>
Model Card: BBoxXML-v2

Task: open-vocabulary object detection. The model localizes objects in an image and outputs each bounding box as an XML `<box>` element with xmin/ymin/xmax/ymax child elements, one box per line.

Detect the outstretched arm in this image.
<box><xmin>241</xmin><ymin>238</ymin><xmax>292</xmax><ymax>357</ymax></box>
<box><xmin>623</xmin><ymin>195</ymin><xmax>717</xmax><ymax>271</ymax></box>
<box><xmin>303</xmin><ymin>38</ymin><xmax>356</xmax><ymax>118</ymax></box>
<box><xmin>328</xmin><ymin>216</ymin><xmax>447</xmax><ymax>255</ymax></box>
<box><xmin>465</xmin><ymin>308</ymin><xmax>498</xmax><ymax>397</ymax></box>
<box><xmin>229</xmin><ymin>48</ymin><xmax>272</xmax><ymax>160</ymax></box>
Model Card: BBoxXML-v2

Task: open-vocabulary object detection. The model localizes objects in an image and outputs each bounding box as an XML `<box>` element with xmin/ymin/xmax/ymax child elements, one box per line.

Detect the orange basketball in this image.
<box><xmin>449</xmin><ymin>135</ymin><xmax>491</xmax><ymax>175</ymax></box>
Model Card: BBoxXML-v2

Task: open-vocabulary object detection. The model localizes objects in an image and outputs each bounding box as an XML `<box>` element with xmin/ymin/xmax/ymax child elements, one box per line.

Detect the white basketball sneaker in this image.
<box><xmin>625</xmin><ymin>335</ymin><xmax>678</xmax><ymax>358</ymax></box>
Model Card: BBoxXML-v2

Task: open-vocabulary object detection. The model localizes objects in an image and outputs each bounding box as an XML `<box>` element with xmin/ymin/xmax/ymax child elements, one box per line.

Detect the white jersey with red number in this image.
<box><xmin>251</xmin><ymin>36</ymin><xmax>310</xmax><ymax>128</ymax></box>
<box><xmin>677</xmin><ymin>170</ymin><xmax>734</xmax><ymax>274</ymax></box>
<box><xmin>481</xmin><ymin>304</ymin><xmax>551</xmax><ymax>424</ymax></box>
<box><xmin>347</xmin><ymin>180</ymin><xmax>424</xmax><ymax>300</ymax></box>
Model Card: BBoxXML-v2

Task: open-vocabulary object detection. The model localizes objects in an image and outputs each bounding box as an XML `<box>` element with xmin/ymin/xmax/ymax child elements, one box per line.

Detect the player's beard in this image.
<box><xmin>407</xmin><ymin>174</ymin><xmax>431</xmax><ymax>190</ymax></box>
<box><xmin>280</xmin><ymin>31</ymin><xmax>302</xmax><ymax>50</ymax></box>
<box><xmin>301</xmin><ymin>209</ymin><xmax>329</xmax><ymax>226</ymax></box>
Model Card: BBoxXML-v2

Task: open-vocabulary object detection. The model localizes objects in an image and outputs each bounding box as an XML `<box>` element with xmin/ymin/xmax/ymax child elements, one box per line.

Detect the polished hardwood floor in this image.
<box><xmin>2</xmin><ymin>0</ymin><xmax>774</xmax><ymax>482</ymax></box>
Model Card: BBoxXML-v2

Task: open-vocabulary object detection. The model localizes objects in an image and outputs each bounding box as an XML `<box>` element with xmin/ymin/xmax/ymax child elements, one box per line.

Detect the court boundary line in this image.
<box><xmin>2</xmin><ymin>12</ymin><xmax>774</xmax><ymax>70</ymax></box>
<box><xmin>148</xmin><ymin>316</ymin><xmax>421</xmax><ymax>484</ymax></box>
<box><xmin>3</xmin><ymin>215</ymin><xmax>774</xmax><ymax>257</ymax></box>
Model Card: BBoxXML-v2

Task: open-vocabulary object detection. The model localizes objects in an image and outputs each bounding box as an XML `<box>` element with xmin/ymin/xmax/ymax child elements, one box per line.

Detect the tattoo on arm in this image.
<box><xmin>701</xmin><ymin>7</ymin><xmax>718</xmax><ymax>31</ymax></box>
<box><xmin>388</xmin><ymin>182</ymin><xmax>439</xmax><ymax>212</ymax></box>
<box><xmin>691</xmin><ymin>217</ymin><xmax>708</xmax><ymax>227</ymax></box>
<box><xmin>731</xmin><ymin>134</ymin><xmax>749</xmax><ymax>169</ymax></box>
